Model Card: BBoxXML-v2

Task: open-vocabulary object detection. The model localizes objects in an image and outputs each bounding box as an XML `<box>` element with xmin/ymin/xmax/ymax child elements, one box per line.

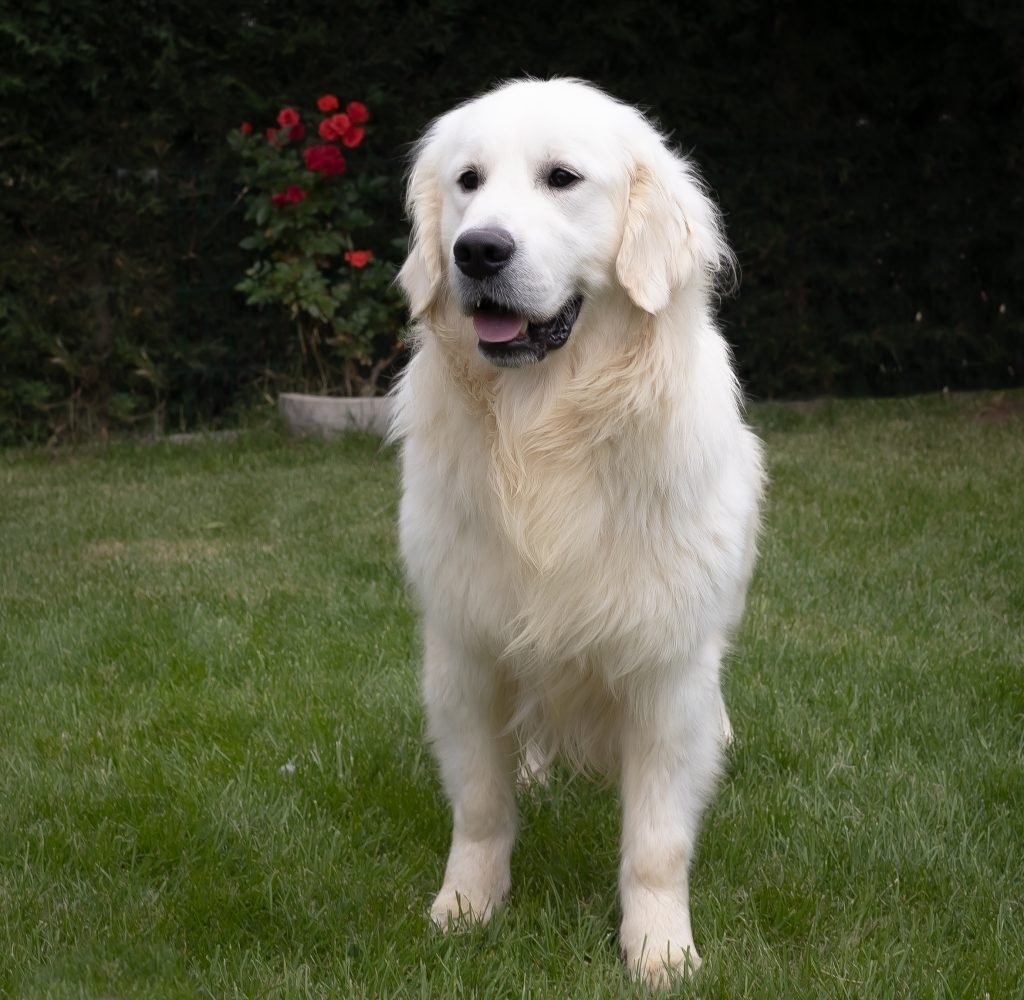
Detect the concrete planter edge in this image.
<box><xmin>278</xmin><ymin>393</ymin><xmax>392</xmax><ymax>438</ymax></box>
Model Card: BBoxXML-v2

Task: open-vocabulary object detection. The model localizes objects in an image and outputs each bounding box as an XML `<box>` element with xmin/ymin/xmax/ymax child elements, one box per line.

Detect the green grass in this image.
<box><xmin>1</xmin><ymin>391</ymin><xmax>1022</xmax><ymax>999</ymax></box>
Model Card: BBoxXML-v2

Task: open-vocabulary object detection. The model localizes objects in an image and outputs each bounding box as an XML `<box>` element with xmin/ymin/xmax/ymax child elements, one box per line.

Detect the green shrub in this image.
<box><xmin>230</xmin><ymin>96</ymin><xmax>404</xmax><ymax>398</ymax></box>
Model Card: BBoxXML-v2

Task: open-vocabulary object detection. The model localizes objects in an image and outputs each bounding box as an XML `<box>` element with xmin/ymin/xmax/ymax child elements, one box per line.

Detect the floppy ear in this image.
<box><xmin>398</xmin><ymin>140</ymin><xmax>445</xmax><ymax>317</ymax></box>
<box><xmin>615</xmin><ymin>152</ymin><xmax>733</xmax><ymax>314</ymax></box>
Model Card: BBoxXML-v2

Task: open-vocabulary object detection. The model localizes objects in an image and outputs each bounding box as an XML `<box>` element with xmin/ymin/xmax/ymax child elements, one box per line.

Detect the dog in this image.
<box><xmin>390</xmin><ymin>78</ymin><xmax>764</xmax><ymax>986</ymax></box>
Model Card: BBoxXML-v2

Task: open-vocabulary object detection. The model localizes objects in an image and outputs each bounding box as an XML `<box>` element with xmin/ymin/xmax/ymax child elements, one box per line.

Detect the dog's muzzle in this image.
<box><xmin>451</xmin><ymin>227</ymin><xmax>583</xmax><ymax>367</ymax></box>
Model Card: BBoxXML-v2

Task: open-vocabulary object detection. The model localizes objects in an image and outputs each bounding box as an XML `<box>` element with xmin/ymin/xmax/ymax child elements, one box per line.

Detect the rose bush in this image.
<box><xmin>229</xmin><ymin>94</ymin><xmax>404</xmax><ymax>397</ymax></box>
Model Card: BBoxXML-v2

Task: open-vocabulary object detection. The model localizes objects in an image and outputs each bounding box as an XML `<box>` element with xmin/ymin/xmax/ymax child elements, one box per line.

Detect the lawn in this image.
<box><xmin>1</xmin><ymin>392</ymin><xmax>1022</xmax><ymax>999</ymax></box>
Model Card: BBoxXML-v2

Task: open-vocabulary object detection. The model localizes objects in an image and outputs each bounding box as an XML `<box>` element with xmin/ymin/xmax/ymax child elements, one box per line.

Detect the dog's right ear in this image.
<box><xmin>398</xmin><ymin>140</ymin><xmax>445</xmax><ymax>318</ymax></box>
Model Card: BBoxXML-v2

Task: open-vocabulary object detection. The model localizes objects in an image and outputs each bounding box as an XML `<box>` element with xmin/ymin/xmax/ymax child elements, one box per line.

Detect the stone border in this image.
<box><xmin>278</xmin><ymin>393</ymin><xmax>392</xmax><ymax>438</ymax></box>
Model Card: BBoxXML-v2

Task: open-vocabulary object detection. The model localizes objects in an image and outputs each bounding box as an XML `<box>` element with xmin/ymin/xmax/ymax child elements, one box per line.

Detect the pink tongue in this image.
<box><xmin>473</xmin><ymin>311</ymin><xmax>525</xmax><ymax>343</ymax></box>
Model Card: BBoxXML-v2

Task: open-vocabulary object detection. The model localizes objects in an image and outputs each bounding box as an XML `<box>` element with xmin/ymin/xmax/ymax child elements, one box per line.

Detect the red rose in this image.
<box><xmin>303</xmin><ymin>144</ymin><xmax>346</xmax><ymax>176</ymax></box>
<box><xmin>266</xmin><ymin>127</ymin><xmax>279</xmax><ymax>145</ymax></box>
<box><xmin>240</xmin><ymin>121</ymin><xmax>253</xmax><ymax>134</ymax></box>
<box><xmin>340</xmin><ymin>126</ymin><xmax>365</xmax><ymax>148</ymax></box>
<box><xmin>277</xmin><ymin>107</ymin><xmax>300</xmax><ymax>128</ymax></box>
<box><xmin>317</xmin><ymin>94</ymin><xmax>340</xmax><ymax>112</ymax></box>
<box><xmin>287</xmin><ymin>123</ymin><xmax>306</xmax><ymax>142</ymax></box>
<box><xmin>318</xmin><ymin>113</ymin><xmax>351</xmax><ymax>141</ymax></box>
<box><xmin>315</xmin><ymin>110</ymin><xmax>365</xmax><ymax>146</ymax></box>
<box><xmin>346</xmin><ymin>101</ymin><xmax>370</xmax><ymax>124</ymax></box>
<box><xmin>344</xmin><ymin>249</ymin><xmax>373</xmax><ymax>268</ymax></box>
<box><xmin>271</xmin><ymin>185</ymin><xmax>307</xmax><ymax>208</ymax></box>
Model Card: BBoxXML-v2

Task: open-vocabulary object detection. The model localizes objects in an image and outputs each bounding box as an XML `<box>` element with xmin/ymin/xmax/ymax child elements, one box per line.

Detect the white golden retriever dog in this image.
<box><xmin>391</xmin><ymin>78</ymin><xmax>764</xmax><ymax>986</ymax></box>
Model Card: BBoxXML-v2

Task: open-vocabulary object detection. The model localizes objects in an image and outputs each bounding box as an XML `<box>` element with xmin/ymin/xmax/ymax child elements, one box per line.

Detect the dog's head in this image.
<box><xmin>400</xmin><ymin>79</ymin><xmax>733</xmax><ymax>368</ymax></box>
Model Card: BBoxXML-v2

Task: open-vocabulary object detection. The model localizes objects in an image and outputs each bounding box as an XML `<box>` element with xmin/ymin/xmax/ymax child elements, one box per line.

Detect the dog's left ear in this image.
<box><xmin>398</xmin><ymin>140</ymin><xmax>445</xmax><ymax>317</ymax></box>
<box><xmin>615</xmin><ymin>152</ymin><xmax>733</xmax><ymax>315</ymax></box>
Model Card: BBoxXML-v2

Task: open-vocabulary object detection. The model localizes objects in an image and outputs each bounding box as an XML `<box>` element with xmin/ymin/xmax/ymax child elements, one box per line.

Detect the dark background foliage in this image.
<box><xmin>1</xmin><ymin>0</ymin><xmax>1020</xmax><ymax>442</ymax></box>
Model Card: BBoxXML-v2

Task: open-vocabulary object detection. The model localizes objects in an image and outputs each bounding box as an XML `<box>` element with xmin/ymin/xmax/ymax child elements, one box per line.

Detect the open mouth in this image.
<box><xmin>472</xmin><ymin>295</ymin><xmax>584</xmax><ymax>366</ymax></box>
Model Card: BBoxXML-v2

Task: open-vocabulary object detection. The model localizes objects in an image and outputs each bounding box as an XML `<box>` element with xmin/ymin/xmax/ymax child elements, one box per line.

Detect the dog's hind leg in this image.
<box><xmin>422</xmin><ymin>624</ymin><xmax>518</xmax><ymax>928</ymax></box>
<box><xmin>516</xmin><ymin>740</ymin><xmax>550</xmax><ymax>789</ymax></box>
<box><xmin>717</xmin><ymin>686</ymin><xmax>734</xmax><ymax>748</ymax></box>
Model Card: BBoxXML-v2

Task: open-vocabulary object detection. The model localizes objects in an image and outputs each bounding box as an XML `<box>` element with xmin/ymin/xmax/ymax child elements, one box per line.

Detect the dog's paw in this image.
<box><xmin>429</xmin><ymin>884</ymin><xmax>506</xmax><ymax>930</ymax></box>
<box><xmin>430</xmin><ymin>832</ymin><xmax>514</xmax><ymax>931</ymax></box>
<box><xmin>623</xmin><ymin>938</ymin><xmax>701</xmax><ymax>990</ymax></box>
<box><xmin>621</xmin><ymin>892</ymin><xmax>701</xmax><ymax>991</ymax></box>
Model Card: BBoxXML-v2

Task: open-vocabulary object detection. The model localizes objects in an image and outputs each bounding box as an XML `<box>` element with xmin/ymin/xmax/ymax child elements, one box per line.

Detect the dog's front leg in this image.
<box><xmin>423</xmin><ymin>625</ymin><xmax>518</xmax><ymax>928</ymax></box>
<box><xmin>618</xmin><ymin>657</ymin><xmax>725</xmax><ymax>986</ymax></box>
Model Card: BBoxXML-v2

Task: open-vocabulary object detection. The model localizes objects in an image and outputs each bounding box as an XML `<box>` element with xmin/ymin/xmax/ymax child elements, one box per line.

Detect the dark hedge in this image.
<box><xmin>1</xmin><ymin>0</ymin><xmax>1021</xmax><ymax>441</ymax></box>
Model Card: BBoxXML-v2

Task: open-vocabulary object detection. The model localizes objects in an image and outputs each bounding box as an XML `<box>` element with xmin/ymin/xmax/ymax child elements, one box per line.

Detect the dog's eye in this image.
<box><xmin>546</xmin><ymin>167</ymin><xmax>581</xmax><ymax>190</ymax></box>
<box><xmin>458</xmin><ymin>169</ymin><xmax>480</xmax><ymax>192</ymax></box>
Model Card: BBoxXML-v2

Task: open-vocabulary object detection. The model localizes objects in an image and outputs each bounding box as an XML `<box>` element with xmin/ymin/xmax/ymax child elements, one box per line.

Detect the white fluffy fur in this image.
<box><xmin>391</xmin><ymin>79</ymin><xmax>764</xmax><ymax>987</ymax></box>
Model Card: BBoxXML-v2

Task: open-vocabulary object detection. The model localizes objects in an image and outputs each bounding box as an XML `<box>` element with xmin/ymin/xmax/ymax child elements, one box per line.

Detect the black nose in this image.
<box><xmin>453</xmin><ymin>228</ymin><xmax>515</xmax><ymax>279</ymax></box>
